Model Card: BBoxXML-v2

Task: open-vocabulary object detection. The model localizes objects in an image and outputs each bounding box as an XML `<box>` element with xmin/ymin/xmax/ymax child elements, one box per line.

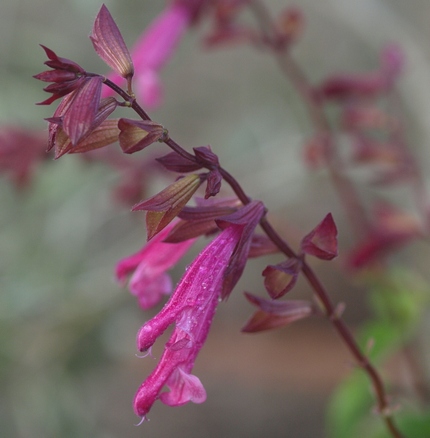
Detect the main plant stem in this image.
<box><xmin>246</xmin><ymin>1</ymin><xmax>404</xmax><ymax>436</ymax></box>
<box><xmin>224</xmin><ymin>168</ymin><xmax>403</xmax><ymax>438</ymax></box>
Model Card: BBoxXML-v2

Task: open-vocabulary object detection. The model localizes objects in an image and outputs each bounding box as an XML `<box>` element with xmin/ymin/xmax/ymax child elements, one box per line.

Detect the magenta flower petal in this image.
<box><xmin>133</xmin><ymin>225</ymin><xmax>244</xmax><ymax>419</ymax></box>
<box><xmin>135</xmin><ymin>69</ymin><xmax>163</xmax><ymax>109</ymax></box>
<box><xmin>116</xmin><ymin>220</ymin><xmax>196</xmax><ymax>309</ymax></box>
<box><xmin>131</xmin><ymin>3</ymin><xmax>191</xmax><ymax>71</ymax></box>
<box><xmin>160</xmin><ymin>367</ymin><xmax>206</xmax><ymax>406</ymax></box>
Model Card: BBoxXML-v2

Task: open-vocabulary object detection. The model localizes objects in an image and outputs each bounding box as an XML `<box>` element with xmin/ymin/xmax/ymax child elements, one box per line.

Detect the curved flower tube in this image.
<box><xmin>134</xmin><ymin>224</ymin><xmax>244</xmax><ymax>420</ymax></box>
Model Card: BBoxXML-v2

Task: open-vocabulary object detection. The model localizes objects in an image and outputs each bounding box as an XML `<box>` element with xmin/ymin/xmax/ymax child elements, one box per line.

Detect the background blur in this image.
<box><xmin>2</xmin><ymin>0</ymin><xmax>430</xmax><ymax>437</ymax></box>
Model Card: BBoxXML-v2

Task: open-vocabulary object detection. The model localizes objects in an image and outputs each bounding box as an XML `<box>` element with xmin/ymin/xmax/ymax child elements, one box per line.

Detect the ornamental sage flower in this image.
<box><xmin>133</xmin><ymin>224</ymin><xmax>244</xmax><ymax>420</ymax></box>
<box><xmin>116</xmin><ymin>221</ymin><xmax>196</xmax><ymax>309</ymax></box>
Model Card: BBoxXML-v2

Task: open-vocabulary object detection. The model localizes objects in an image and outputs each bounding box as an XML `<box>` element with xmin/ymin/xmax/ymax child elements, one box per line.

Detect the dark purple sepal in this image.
<box><xmin>262</xmin><ymin>257</ymin><xmax>302</xmax><ymax>299</ymax></box>
<box><xmin>132</xmin><ymin>174</ymin><xmax>203</xmax><ymax>240</ymax></box>
<box><xmin>216</xmin><ymin>201</ymin><xmax>266</xmax><ymax>299</ymax></box>
<box><xmin>62</xmin><ymin>76</ymin><xmax>103</xmax><ymax>146</ymax></box>
<box><xmin>156</xmin><ymin>151</ymin><xmax>202</xmax><ymax>173</ymax></box>
<box><xmin>248</xmin><ymin>234</ymin><xmax>279</xmax><ymax>258</ymax></box>
<box><xmin>242</xmin><ymin>292</ymin><xmax>316</xmax><ymax>333</ymax></box>
<box><xmin>300</xmin><ymin>213</ymin><xmax>338</xmax><ymax>260</ymax></box>
<box><xmin>204</xmin><ymin>169</ymin><xmax>222</xmax><ymax>198</ymax></box>
<box><xmin>193</xmin><ymin>145</ymin><xmax>219</xmax><ymax>167</ymax></box>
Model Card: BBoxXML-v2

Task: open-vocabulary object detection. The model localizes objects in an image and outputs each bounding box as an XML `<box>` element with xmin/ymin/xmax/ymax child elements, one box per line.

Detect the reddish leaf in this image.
<box><xmin>132</xmin><ymin>174</ymin><xmax>203</xmax><ymax>240</ymax></box>
<box><xmin>156</xmin><ymin>151</ymin><xmax>202</xmax><ymax>173</ymax></box>
<box><xmin>205</xmin><ymin>168</ymin><xmax>222</xmax><ymax>198</ymax></box>
<box><xmin>248</xmin><ymin>234</ymin><xmax>279</xmax><ymax>258</ymax></box>
<box><xmin>46</xmin><ymin>91</ymin><xmax>78</xmax><ymax>152</ymax></box>
<box><xmin>164</xmin><ymin>202</ymin><xmax>239</xmax><ymax>243</ymax></box>
<box><xmin>163</xmin><ymin>219</ymin><xmax>219</xmax><ymax>243</ymax></box>
<box><xmin>262</xmin><ymin>258</ymin><xmax>302</xmax><ymax>299</ymax></box>
<box><xmin>62</xmin><ymin>76</ymin><xmax>103</xmax><ymax>146</ymax></box>
<box><xmin>216</xmin><ymin>201</ymin><xmax>266</xmax><ymax>299</ymax></box>
<box><xmin>301</xmin><ymin>213</ymin><xmax>338</xmax><ymax>260</ymax></box>
<box><xmin>70</xmin><ymin>119</ymin><xmax>120</xmax><ymax>154</ymax></box>
<box><xmin>193</xmin><ymin>145</ymin><xmax>219</xmax><ymax>166</ymax></box>
<box><xmin>178</xmin><ymin>204</ymin><xmax>237</xmax><ymax>221</ymax></box>
<box><xmin>52</xmin><ymin>98</ymin><xmax>117</xmax><ymax>158</ymax></box>
<box><xmin>242</xmin><ymin>292</ymin><xmax>316</xmax><ymax>333</ymax></box>
<box><xmin>34</xmin><ymin>45</ymin><xmax>87</xmax><ymax>105</ymax></box>
<box><xmin>118</xmin><ymin>118</ymin><xmax>165</xmax><ymax>154</ymax></box>
<box><xmin>91</xmin><ymin>4</ymin><xmax>134</xmax><ymax>78</ymax></box>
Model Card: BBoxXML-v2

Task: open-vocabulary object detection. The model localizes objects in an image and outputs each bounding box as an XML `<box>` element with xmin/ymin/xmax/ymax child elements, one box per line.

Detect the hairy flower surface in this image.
<box><xmin>116</xmin><ymin>221</ymin><xmax>196</xmax><ymax>309</ymax></box>
<box><xmin>133</xmin><ymin>224</ymin><xmax>243</xmax><ymax>419</ymax></box>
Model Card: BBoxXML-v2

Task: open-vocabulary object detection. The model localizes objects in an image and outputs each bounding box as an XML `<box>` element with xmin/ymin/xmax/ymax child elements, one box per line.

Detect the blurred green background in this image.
<box><xmin>1</xmin><ymin>0</ymin><xmax>430</xmax><ymax>437</ymax></box>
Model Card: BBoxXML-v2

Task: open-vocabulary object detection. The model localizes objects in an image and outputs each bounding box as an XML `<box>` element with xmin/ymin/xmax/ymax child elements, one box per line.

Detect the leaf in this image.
<box><xmin>242</xmin><ymin>293</ymin><xmax>315</xmax><ymax>332</ymax></box>
<box><xmin>301</xmin><ymin>213</ymin><xmax>338</xmax><ymax>260</ymax></box>
<box><xmin>356</xmin><ymin>320</ymin><xmax>403</xmax><ymax>363</ymax></box>
<box><xmin>156</xmin><ymin>152</ymin><xmax>202</xmax><ymax>173</ymax></box>
<box><xmin>91</xmin><ymin>4</ymin><xmax>134</xmax><ymax>78</ymax></box>
<box><xmin>326</xmin><ymin>372</ymin><xmax>374</xmax><ymax>438</ymax></box>
<box><xmin>132</xmin><ymin>174</ymin><xmax>202</xmax><ymax>240</ymax></box>
<box><xmin>262</xmin><ymin>258</ymin><xmax>302</xmax><ymax>299</ymax></box>
<box><xmin>70</xmin><ymin>119</ymin><xmax>120</xmax><ymax>154</ymax></box>
<box><xmin>62</xmin><ymin>76</ymin><xmax>103</xmax><ymax>146</ymax></box>
<box><xmin>118</xmin><ymin>118</ymin><xmax>165</xmax><ymax>154</ymax></box>
<box><xmin>216</xmin><ymin>201</ymin><xmax>266</xmax><ymax>299</ymax></box>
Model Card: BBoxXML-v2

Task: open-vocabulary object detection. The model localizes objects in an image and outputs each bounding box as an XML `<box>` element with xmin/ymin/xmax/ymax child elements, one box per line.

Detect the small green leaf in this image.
<box><xmin>356</xmin><ymin>320</ymin><xmax>403</xmax><ymax>362</ymax></box>
<box><xmin>326</xmin><ymin>372</ymin><xmax>374</xmax><ymax>438</ymax></box>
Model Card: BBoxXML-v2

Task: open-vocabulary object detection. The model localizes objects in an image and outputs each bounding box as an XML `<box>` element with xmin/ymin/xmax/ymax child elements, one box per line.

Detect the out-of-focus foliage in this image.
<box><xmin>327</xmin><ymin>270</ymin><xmax>430</xmax><ymax>438</ymax></box>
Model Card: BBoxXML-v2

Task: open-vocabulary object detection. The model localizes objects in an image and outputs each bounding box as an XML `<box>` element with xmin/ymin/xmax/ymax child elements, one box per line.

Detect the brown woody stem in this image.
<box><xmin>246</xmin><ymin>1</ymin><xmax>404</xmax><ymax>436</ymax></box>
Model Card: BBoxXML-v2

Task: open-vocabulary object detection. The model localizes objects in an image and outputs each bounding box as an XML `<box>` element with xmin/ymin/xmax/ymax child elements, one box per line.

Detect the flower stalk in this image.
<box><xmin>33</xmin><ymin>4</ymin><xmax>410</xmax><ymax>437</ymax></box>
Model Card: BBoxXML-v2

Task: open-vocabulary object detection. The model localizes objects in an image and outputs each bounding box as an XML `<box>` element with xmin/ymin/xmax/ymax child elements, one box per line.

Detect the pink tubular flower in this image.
<box><xmin>103</xmin><ymin>3</ymin><xmax>192</xmax><ymax>108</ymax></box>
<box><xmin>116</xmin><ymin>221</ymin><xmax>196</xmax><ymax>309</ymax></box>
<box><xmin>133</xmin><ymin>224</ymin><xmax>243</xmax><ymax>420</ymax></box>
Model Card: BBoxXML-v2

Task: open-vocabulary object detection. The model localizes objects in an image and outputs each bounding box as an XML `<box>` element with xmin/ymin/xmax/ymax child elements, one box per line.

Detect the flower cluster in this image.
<box><xmin>35</xmin><ymin>5</ymin><xmax>296</xmax><ymax>418</ymax></box>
